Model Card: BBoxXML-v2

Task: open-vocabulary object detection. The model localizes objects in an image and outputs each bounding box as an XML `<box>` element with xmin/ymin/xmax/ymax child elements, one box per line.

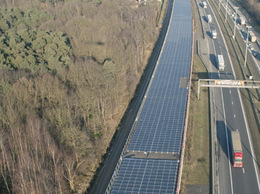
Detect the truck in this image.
<box><xmin>203</xmin><ymin>1</ymin><xmax>207</xmax><ymax>8</ymax></box>
<box><xmin>249</xmin><ymin>31</ymin><xmax>256</xmax><ymax>43</ymax></box>
<box><xmin>231</xmin><ymin>131</ymin><xmax>243</xmax><ymax>167</ymax></box>
<box><xmin>238</xmin><ymin>16</ymin><xmax>245</xmax><ymax>25</ymax></box>
<box><xmin>207</xmin><ymin>14</ymin><xmax>212</xmax><ymax>23</ymax></box>
<box><xmin>217</xmin><ymin>55</ymin><xmax>225</xmax><ymax>71</ymax></box>
<box><xmin>212</xmin><ymin>29</ymin><xmax>217</xmax><ymax>39</ymax></box>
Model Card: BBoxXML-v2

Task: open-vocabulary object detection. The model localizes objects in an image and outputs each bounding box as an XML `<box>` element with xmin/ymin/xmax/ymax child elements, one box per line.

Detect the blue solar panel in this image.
<box><xmin>111</xmin><ymin>158</ymin><xmax>178</xmax><ymax>194</ymax></box>
<box><xmin>127</xmin><ymin>0</ymin><xmax>192</xmax><ymax>153</ymax></box>
<box><xmin>107</xmin><ymin>0</ymin><xmax>192</xmax><ymax>192</ymax></box>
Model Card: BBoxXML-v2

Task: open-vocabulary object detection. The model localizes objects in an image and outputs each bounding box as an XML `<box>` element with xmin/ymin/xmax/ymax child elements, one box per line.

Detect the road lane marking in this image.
<box><xmin>243</xmin><ymin>168</ymin><xmax>245</xmax><ymax>173</ymax></box>
<box><xmin>234</xmin><ymin>114</ymin><xmax>236</xmax><ymax>118</ymax></box>
<box><xmin>220</xmin><ymin>88</ymin><xmax>234</xmax><ymax>194</ymax></box>
<box><xmin>229</xmin><ymin>90</ymin><xmax>231</xmax><ymax>93</ymax></box>
<box><xmin>214</xmin><ymin>0</ymin><xmax>260</xmax><ymax>190</ymax></box>
<box><xmin>232</xmin><ymin>101</ymin><xmax>233</xmax><ymax>105</ymax></box>
<box><xmin>237</xmin><ymin>88</ymin><xmax>260</xmax><ymax>191</ymax></box>
<box><xmin>209</xmin><ymin>1</ymin><xmax>234</xmax><ymax>192</ymax></box>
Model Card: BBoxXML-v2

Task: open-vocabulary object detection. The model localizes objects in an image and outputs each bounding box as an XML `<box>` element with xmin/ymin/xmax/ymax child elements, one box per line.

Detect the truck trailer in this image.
<box><xmin>207</xmin><ymin>14</ymin><xmax>212</xmax><ymax>23</ymax></box>
<box><xmin>249</xmin><ymin>31</ymin><xmax>256</xmax><ymax>43</ymax></box>
<box><xmin>238</xmin><ymin>17</ymin><xmax>245</xmax><ymax>25</ymax></box>
<box><xmin>212</xmin><ymin>29</ymin><xmax>217</xmax><ymax>39</ymax></box>
<box><xmin>203</xmin><ymin>1</ymin><xmax>207</xmax><ymax>8</ymax></box>
<box><xmin>217</xmin><ymin>55</ymin><xmax>224</xmax><ymax>71</ymax></box>
<box><xmin>231</xmin><ymin>131</ymin><xmax>243</xmax><ymax>167</ymax></box>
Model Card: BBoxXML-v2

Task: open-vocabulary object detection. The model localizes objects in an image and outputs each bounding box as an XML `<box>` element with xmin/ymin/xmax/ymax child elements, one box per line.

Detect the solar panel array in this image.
<box><xmin>111</xmin><ymin>158</ymin><xmax>178</xmax><ymax>193</ymax></box>
<box><xmin>108</xmin><ymin>0</ymin><xmax>192</xmax><ymax>192</ymax></box>
<box><xmin>128</xmin><ymin>0</ymin><xmax>192</xmax><ymax>154</ymax></box>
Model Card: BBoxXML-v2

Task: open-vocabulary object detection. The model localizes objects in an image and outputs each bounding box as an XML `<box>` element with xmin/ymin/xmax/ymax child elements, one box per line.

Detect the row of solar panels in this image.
<box><xmin>108</xmin><ymin>0</ymin><xmax>192</xmax><ymax>192</ymax></box>
<box><xmin>111</xmin><ymin>158</ymin><xmax>178</xmax><ymax>193</ymax></box>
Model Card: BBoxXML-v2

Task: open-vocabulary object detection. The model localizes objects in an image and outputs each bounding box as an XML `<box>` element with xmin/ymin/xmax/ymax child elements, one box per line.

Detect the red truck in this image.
<box><xmin>231</xmin><ymin>131</ymin><xmax>243</xmax><ymax>167</ymax></box>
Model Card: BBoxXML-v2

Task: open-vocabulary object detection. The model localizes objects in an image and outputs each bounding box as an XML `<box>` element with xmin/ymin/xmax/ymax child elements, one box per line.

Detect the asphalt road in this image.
<box><xmin>198</xmin><ymin>0</ymin><xmax>260</xmax><ymax>193</ymax></box>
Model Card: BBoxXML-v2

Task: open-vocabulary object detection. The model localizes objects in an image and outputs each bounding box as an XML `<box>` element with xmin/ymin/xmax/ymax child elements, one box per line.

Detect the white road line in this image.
<box><xmin>232</xmin><ymin>101</ymin><xmax>233</xmax><ymax>105</ymax></box>
<box><xmin>220</xmin><ymin>88</ymin><xmax>234</xmax><ymax>194</ymax></box>
<box><xmin>243</xmin><ymin>168</ymin><xmax>245</xmax><ymax>174</ymax></box>
<box><xmin>234</xmin><ymin>114</ymin><xmax>236</xmax><ymax>118</ymax></box>
<box><xmin>237</xmin><ymin>85</ymin><xmax>260</xmax><ymax>192</ymax></box>
<box><xmin>229</xmin><ymin>90</ymin><xmax>231</xmax><ymax>94</ymax></box>
<box><xmin>206</xmin><ymin>2</ymin><xmax>234</xmax><ymax>193</ymax></box>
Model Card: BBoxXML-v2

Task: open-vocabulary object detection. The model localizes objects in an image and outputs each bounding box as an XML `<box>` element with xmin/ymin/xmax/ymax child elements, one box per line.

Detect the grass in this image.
<box><xmin>181</xmin><ymin>55</ymin><xmax>210</xmax><ymax>193</ymax></box>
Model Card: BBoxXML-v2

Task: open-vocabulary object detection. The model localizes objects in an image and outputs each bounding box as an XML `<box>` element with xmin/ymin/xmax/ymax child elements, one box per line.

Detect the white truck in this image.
<box><xmin>238</xmin><ymin>17</ymin><xmax>245</xmax><ymax>25</ymax></box>
<box><xmin>203</xmin><ymin>1</ymin><xmax>207</xmax><ymax>8</ymax></box>
<box><xmin>207</xmin><ymin>14</ymin><xmax>212</xmax><ymax>23</ymax></box>
<box><xmin>249</xmin><ymin>31</ymin><xmax>256</xmax><ymax>42</ymax></box>
<box><xmin>217</xmin><ymin>55</ymin><xmax>225</xmax><ymax>71</ymax></box>
<box><xmin>212</xmin><ymin>29</ymin><xmax>217</xmax><ymax>39</ymax></box>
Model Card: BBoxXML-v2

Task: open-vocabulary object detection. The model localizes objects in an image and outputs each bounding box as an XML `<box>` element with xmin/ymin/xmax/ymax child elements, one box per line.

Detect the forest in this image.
<box><xmin>0</xmin><ymin>0</ymin><xmax>160</xmax><ymax>193</ymax></box>
<box><xmin>235</xmin><ymin>0</ymin><xmax>260</xmax><ymax>24</ymax></box>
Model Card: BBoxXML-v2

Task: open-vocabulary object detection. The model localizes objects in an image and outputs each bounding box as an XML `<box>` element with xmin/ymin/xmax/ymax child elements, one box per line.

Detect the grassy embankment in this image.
<box><xmin>181</xmin><ymin>54</ymin><xmax>210</xmax><ymax>192</ymax></box>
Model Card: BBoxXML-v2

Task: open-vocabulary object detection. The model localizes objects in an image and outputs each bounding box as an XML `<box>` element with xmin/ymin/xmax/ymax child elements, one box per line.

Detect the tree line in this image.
<box><xmin>0</xmin><ymin>0</ymin><xmax>160</xmax><ymax>193</ymax></box>
<box><xmin>236</xmin><ymin>0</ymin><xmax>260</xmax><ymax>24</ymax></box>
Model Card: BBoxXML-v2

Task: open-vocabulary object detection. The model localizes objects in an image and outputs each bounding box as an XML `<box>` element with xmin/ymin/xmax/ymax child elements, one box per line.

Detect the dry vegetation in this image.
<box><xmin>0</xmin><ymin>0</ymin><xmax>160</xmax><ymax>193</ymax></box>
<box><xmin>235</xmin><ymin>0</ymin><xmax>260</xmax><ymax>25</ymax></box>
<box><xmin>181</xmin><ymin>55</ymin><xmax>210</xmax><ymax>193</ymax></box>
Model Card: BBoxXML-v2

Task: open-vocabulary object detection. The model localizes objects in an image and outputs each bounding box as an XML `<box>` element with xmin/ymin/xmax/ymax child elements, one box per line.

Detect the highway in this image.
<box><xmin>221</xmin><ymin>0</ymin><xmax>260</xmax><ymax>72</ymax></box>
<box><xmin>197</xmin><ymin>0</ymin><xmax>260</xmax><ymax>193</ymax></box>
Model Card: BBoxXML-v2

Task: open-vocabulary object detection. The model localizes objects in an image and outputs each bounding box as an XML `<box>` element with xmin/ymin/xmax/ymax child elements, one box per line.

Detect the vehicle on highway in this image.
<box><xmin>249</xmin><ymin>31</ymin><xmax>256</xmax><ymax>43</ymax></box>
<box><xmin>216</xmin><ymin>54</ymin><xmax>225</xmax><ymax>71</ymax></box>
<box><xmin>207</xmin><ymin>14</ymin><xmax>212</xmax><ymax>23</ymax></box>
<box><xmin>203</xmin><ymin>1</ymin><xmax>207</xmax><ymax>8</ymax></box>
<box><xmin>212</xmin><ymin>28</ymin><xmax>217</xmax><ymax>39</ymax></box>
<box><xmin>238</xmin><ymin>16</ymin><xmax>245</xmax><ymax>25</ymax></box>
<box><xmin>231</xmin><ymin>131</ymin><xmax>243</xmax><ymax>167</ymax></box>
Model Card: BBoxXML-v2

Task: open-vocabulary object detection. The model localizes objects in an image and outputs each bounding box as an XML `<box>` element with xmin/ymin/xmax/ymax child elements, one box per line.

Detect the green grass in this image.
<box><xmin>181</xmin><ymin>55</ymin><xmax>210</xmax><ymax>192</ymax></box>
